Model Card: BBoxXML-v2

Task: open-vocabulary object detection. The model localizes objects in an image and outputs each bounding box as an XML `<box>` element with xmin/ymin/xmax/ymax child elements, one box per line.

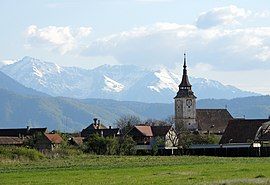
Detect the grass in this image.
<box><xmin>0</xmin><ymin>153</ymin><xmax>270</xmax><ymax>185</ymax></box>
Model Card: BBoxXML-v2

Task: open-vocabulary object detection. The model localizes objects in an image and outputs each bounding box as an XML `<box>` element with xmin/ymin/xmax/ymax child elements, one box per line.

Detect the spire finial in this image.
<box><xmin>183</xmin><ymin>53</ymin><xmax>187</xmax><ymax>68</ymax></box>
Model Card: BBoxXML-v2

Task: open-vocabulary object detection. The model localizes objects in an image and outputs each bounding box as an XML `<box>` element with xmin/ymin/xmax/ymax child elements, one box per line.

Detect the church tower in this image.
<box><xmin>174</xmin><ymin>53</ymin><xmax>197</xmax><ymax>131</ymax></box>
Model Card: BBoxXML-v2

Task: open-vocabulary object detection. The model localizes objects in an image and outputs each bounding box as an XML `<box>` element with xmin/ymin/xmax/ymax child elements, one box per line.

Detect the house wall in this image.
<box><xmin>35</xmin><ymin>136</ymin><xmax>53</xmax><ymax>151</ymax></box>
<box><xmin>165</xmin><ymin>130</ymin><xmax>178</xmax><ymax>147</ymax></box>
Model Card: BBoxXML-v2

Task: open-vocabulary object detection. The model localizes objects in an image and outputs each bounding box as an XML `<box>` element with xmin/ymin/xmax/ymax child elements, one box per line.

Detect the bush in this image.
<box><xmin>0</xmin><ymin>146</ymin><xmax>44</xmax><ymax>161</ymax></box>
<box><xmin>179</xmin><ymin>132</ymin><xmax>220</xmax><ymax>148</ymax></box>
<box><xmin>83</xmin><ymin>134</ymin><xmax>136</xmax><ymax>155</ymax></box>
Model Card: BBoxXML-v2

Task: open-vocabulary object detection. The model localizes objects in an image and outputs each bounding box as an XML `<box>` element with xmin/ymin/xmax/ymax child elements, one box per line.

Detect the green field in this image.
<box><xmin>0</xmin><ymin>155</ymin><xmax>270</xmax><ymax>185</ymax></box>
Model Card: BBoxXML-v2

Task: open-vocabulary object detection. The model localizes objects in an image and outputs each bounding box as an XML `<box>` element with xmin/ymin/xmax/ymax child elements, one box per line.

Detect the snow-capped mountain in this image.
<box><xmin>0</xmin><ymin>56</ymin><xmax>259</xmax><ymax>103</ymax></box>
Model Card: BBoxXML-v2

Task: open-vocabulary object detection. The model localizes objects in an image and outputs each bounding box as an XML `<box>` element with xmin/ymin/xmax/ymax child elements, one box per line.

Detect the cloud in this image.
<box><xmin>196</xmin><ymin>5</ymin><xmax>251</xmax><ymax>29</ymax></box>
<box><xmin>254</xmin><ymin>10</ymin><xmax>270</xmax><ymax>18</ymax></box>
<box><xmin>25</xmin><ymin>25</ymin><xmax>92</xmax><ymax>54</ymax></box>
<box><xmin>136</xmin><ymin>0</ymin><xmax>174</xmax><ymax>2</ymax></box>
<box><xmin>82</xmin><ymin>21</ymin><xmax>270</xmax><ymax>71</ymax></box>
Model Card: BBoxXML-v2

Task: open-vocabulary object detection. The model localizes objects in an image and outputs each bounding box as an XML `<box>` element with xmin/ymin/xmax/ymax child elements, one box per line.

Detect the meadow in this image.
<box><xmin>0</xmin><ymin>153</ymin><xmax>270</xmax><ymax>185</ymax></box>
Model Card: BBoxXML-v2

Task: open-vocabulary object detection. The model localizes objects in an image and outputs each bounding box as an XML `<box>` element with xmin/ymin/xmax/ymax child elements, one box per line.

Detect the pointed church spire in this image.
<box><xmin>174</xmin><ymin>53</ymin><xmax>196</xmax><ymax>99</ymax></box>
<box><xmin>179</xmin><ymin>53</ymin><xmax>191</xmax><ymax>88</ymax></box>
<box><xmin>183</xmin><ymin>53</ymin><xmax>187</xmax><ymax>76</ymax></box>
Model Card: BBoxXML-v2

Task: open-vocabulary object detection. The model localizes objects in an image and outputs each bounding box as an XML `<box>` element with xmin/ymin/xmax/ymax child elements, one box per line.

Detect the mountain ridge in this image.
<box><xmin>0</xmin><ymin>56</ymin><xmax>260</xmax><ymax>103</ymax></box>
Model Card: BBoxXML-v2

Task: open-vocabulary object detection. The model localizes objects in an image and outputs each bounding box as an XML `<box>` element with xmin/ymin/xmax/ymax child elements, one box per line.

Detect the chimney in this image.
<box><xmin>109</xmin><ymin>126</ymin><xmax>112</xmax><ymax>129</ymax></box>
<box><xmin>93</xmin><ymin>118</ymin><xmax>98</xmax><ymax>126</ymax></box>
<box><xmin>98</xmin><ymin>120</ymin><xmax>101</xmax><ymax>129</ymax></box>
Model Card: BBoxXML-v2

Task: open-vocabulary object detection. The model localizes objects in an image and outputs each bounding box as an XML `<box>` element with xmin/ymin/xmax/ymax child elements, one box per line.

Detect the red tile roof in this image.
<box><xmin>135</xmin><ymin>126</ymin><xmax>153</xmax><ymax>137</ymax></box>
<box><xmin>133</xmin><ymin>125</ymin><xmax>172</xmax><ymax>137</ymax></box>
<box><xmin>45</xmin><ymin>133</ymin><xmax>63</xmax><ymax>144</ymax></box>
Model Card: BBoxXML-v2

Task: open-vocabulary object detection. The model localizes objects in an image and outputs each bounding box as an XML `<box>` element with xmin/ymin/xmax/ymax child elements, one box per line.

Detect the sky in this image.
<box><xmin>1</xmin><ymin>0</ymin><xmax>270</xmax><ymax>94</ymax></box>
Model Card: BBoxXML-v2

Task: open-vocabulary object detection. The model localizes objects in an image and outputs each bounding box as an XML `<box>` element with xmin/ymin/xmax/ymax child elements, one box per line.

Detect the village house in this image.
<box><xmin>126</xmin><ymin>125</ymin><xmax>178</xmax><ymax>152</ymax></box>
<box><xmin>68</xmin><ymin>136</ymin><xmax>84</xmax><ymax>146</ymax></box>
<box><xmin>0</xmin><ymin>126</ymin><xmax>47</xmax><ymax>146</ymax></box>
<box><xmin>220</xmin><ymin>119</ymin><xmax>270</xmax><ymax>145</ymax></box>
<box><xmin>81</xmin><ymin>118</ymin><xmax>120</xmax><ymax>138</ymax></box>
<box><xmin>0</xmin><ymin>126</ymin><xmax>64</xmax><ymax>151</ymax></box>
<box><xmin>36</xmin><ymin>133</ymin><xmax>64</xmax><ymax>151</ymax></box>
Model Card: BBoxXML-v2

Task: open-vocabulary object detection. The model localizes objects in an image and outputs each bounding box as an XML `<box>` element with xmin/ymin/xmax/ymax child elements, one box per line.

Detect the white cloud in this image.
<box><xmin>196</xmin><ymin>5</ymin><xmax>251</xmax><ymax>29</ymax></box>
<box><xmin>254</xmin><ymin>10</ymin><xmax>270</xmax><ymax>18</ymax></box>
<box><xmin>82</xmin><ymin>21</ymin><xmax>270</xmax><ymax>71</ymax></box>
<box><xmin>25</xmin><ymin>25</ymin><xmax>92</xmax><ymax>54</ymax></box>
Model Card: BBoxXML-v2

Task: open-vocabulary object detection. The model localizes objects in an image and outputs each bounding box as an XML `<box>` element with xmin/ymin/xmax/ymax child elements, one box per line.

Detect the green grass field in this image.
<box><xmin>0</xmin><ymin>155</ymin><xmax>270</xmax><ymax>185</ymax></box>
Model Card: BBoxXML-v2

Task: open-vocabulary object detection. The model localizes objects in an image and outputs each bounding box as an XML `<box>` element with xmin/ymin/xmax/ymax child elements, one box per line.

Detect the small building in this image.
<box><xmin>36</xmin><ymin>133</ymin><xmax>63</xmax><ymax>151</ymax></box>
<box><xmin>127</xmin><ymin>125</ymin><xmax>178</xmax><ymax>151</ymax></box>
<box><xmin>68</xmin><ymin>137</ymin><xmax>84</xmax><ymax>146</ymax></box>
<box><xmin>220</xmin><ymin>119</ymin><xmax>270</xmax><ymax>144</ymax></box>
<box><xmin>81</xmin><ymin>118</ymin><xmax>120</xmax><ymax>138</ymax></box>
<box><xmin>0</xmin><ymin>126</ymin><xmax>47</xmax><ymax>147</ymax></box>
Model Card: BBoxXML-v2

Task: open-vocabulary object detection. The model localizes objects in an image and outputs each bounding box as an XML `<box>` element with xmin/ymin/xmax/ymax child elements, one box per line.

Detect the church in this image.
<box><xmin>174</xmin><ymin>54</ymin><xmax>233</xmax><ymax>134</ymax></box>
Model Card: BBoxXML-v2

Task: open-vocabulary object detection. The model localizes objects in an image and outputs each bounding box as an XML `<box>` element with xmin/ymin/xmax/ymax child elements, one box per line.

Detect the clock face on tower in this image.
<box><xmin>186</xmin><ymin>99</ymin><xmax>192</xmax><ymax>107</ymax></box>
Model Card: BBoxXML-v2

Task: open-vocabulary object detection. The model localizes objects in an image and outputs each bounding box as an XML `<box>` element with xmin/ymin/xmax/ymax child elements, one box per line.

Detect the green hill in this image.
<box><xmin>0</xmin><ymin>87</ymin><xmax>270</xmax><ymax>131</ymax></box>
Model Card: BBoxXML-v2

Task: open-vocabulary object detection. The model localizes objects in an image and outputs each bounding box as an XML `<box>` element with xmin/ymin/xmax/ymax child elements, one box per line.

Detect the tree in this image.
<box><xmin>144</xmin><ymin>119</ymin><xmax>170</xmax><ymax>126</ymax></box>
<box><xmin>114</xmin><ymin>115</ymin><xmax>141</xmax><ymax>135</ymax></box>
<box><xmin>83</xmin><ymin>134</ymin><xmax>136</xmax><ymax>155</ymax></box>
<box><xmin>117</xmin><ymin>136</ymin><xmax>136</xmax><ymax>155</ymax></box>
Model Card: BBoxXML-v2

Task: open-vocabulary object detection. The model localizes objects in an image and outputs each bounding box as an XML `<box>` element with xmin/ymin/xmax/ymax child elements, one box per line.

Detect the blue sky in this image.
<box><xmin>1</xmin><ymin>0</ymin><xmax>270</xmax><ymax>94</ymax></box>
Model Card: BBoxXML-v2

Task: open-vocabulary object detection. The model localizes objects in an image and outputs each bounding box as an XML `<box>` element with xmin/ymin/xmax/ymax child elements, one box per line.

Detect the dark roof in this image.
<box><xmin>0</xmin><ymin>137</ymin><xmax>24</xmax><ymax>145</ymax></box>
<box><xmin>94</xmin><ymin>129</ymin><xmax>120</xmax><ymax>137</ymax></box>
<box><xmin>0</xmin><ymin>127</ymin><xmax>47</xmax><ymax>137</ymax></box>
<box><xmin>129</xmin><ymin>125</ymin><xmax>172</xmax><ymax>137</ymax></box>
<box><xmin>196</xmin><ymin>109</ymin><xmax>233</xmax><ymax>133</ymax></box>
<box><xmin>151</xmin><ymin>126</ymin><xmax>172</xmax><ymax>136</ymax></box>
<box><xmin>174</xmin><ymin>55</ymin><xmax>196</xmax><ymax>99</ymax></box>
<box><xmin>45</xmin><ymin>133</ymin><xmax>63</xmax><ymax>144</ymax></box>
<box><xmin>81</xmin><ymin>123</ymin><xmax>107</xmax><ymax>137</ymax></box>
<box><xmin>69</xmin><ymin>137</ymin><xmax>85</xmax><ymax>145</ymax></box>
<box><xmin>220</xmin><ymin>119</ymin><xmax>270</xmax><ymax>144</ymax></box>
<box><xmin>179</xmin><ymin>55</ymin><xmax>191</xmax><ymax>87</ymax></box>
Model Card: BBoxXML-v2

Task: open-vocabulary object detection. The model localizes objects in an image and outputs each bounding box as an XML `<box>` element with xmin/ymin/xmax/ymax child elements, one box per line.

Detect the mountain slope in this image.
<box><xmin>0</xmin><ymin>86</ymin><xmax>269</xmax><ymax>131</ymax></box>
<box><xmin>0</xmin><ymin>56</ymin><xmax>259</xmax><ymax>103</ymax></box>
<box><xmin>0</xmin><ymin>71</ymin><xmax>47</xmax><ymax>97</ymax></box>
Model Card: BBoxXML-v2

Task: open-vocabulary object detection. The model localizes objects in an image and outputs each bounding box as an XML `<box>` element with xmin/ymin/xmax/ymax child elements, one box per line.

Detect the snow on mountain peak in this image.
<box><xmin>148</xmin><ymin>68</ymin><xmax>178</xmax><ymax>92</ymax></box>
<box><xmin>0</xmin><ymin>56</ymin><xmax>260</xmax><ymax>102</ymax></box>
<box><xmin>103</xmin><ymin>75</ymin><xmax>125</xmax><ymax>93</ymax></box>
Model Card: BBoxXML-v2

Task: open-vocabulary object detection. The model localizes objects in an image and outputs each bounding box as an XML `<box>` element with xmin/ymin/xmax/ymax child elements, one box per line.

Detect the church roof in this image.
<box><xmin>196</xmin><ymin>109</ymin><xmax>233</xmax><ymax>133</ymax></box>
<box><xmin>174</xmin><ymin>54</ymin><xmax>196</xmax><ymax>99</ymax></box>
<box><xmin>179</xmin><ymin>54</ymin><xmax>191</xmax><ymax>87</ymax></box>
